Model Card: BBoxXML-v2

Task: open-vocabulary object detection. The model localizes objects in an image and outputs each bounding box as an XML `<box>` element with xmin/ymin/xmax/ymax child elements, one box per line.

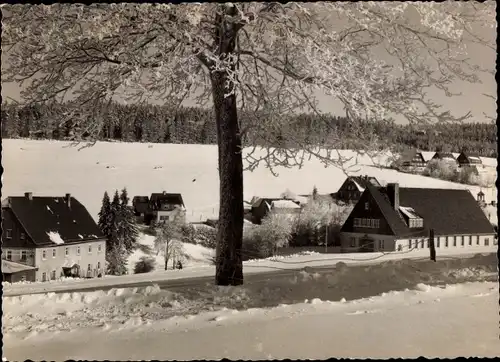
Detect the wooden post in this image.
<box><xmin>325</xmin><ymin>224</ymin><xmax>328</xmax><ymax>253</ymax></box>
<box><xmin>429</xmin><ymin>228</ymin><xmax>436</xmax><ymax>262</ymax></box>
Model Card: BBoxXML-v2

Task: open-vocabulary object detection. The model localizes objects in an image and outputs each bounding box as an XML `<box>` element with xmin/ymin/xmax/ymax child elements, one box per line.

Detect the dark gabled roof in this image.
<box><xmin>4</xmin><ymin>196</ymin><xmax>104</xmax><ymax>246</ymax></box>
<box><xmin>433</xmin><ymin>152</ymin><xmax>455</xmax><ymax>159</ymax></box>
<box><xmin>367</xmin><ymin>185</ymin><xmax>495</xmax><ymax>237</ymax></box>
<box><xmin>133</xmin><ymin>196</ymin><xmax>150</xmax><ymax>203</ymax></box>
<box><xmin>150</xmin><ymin>192</ymin><xmax>185</xmax><ymax>207</ymax></box>
<box><xmin>350</xmin><ymin>176</ymin><xmax>381</xmax><ymax>190</ymax></box>
<box><xmin>399</xmin><ymin>149</ymin><xmax>424</xmax><ymax>162</ymax></box>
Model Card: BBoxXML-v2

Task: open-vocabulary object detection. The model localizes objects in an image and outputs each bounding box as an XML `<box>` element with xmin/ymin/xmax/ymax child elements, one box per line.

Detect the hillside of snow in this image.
<box><xmin>2</xmin><ymin>139</ymin><xmax>497</xmax><ymax>224</ymax></box>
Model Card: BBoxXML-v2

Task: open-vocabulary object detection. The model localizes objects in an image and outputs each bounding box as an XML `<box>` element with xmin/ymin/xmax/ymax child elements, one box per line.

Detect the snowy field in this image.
<box><xmin>3</xmin><ymin>279</ymin><xmax>499</xmax><ymax>359</ymax></box>
<box><xmin>2</xmin><ymin>139</ymin><xmax>497</xmax><ymax>225</ymax></box>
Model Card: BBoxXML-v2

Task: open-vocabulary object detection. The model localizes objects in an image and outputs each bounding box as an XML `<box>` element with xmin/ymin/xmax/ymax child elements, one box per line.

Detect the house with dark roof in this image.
<box><xmin>146</xmin><ymin>191</ymin><xmax>186</xmax><ymax>224</ymax></box>
<box><xmin>335</xmin><ymin>175</ymin><xmax>381</xmax><ymax>204</ymax></box>
<box><xmin>396</xmin><ymin>149</ymin><xmax>427</xmax><ymax>171</ymax></box>
<box><xmin>1</xmin><ymin>192</ymin><xmax>106</xmax><ymax>282</ymax></box>
<box><xmin>457</xmin><ymin>151</ymin><xmax>483</xmax><ymax>167</ymax></box>
<box><xmin>339</xmin><ymin>184</ymin><xmax>496</xmax><ymax>253</ymax></box>
<box><xmin>431</xmin><ymin>151</ymin><xmax>457</xmax><ymax>164</ymax></box>
<box><xmin>2</xmin><ymin>259</ymin><xmax>37</xmax><ymax>283</ymax></box>
<box><xmin>132</xmin><ymin>196</ymin><xmax>150</xmax><ymax>216</ymax></box>
<box><xmin>250</xmin><ymin>197</ymin><xmax>301</xmax><ymax>224</ymax></box>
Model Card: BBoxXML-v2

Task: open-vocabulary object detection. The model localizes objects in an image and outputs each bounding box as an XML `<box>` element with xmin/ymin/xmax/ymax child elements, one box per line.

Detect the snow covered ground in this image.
<box><xmin>3</xmin><ymin>280</ymin><xmax>499</xmax><ymax>360</ymax></box>
<box><xmin>126</xmin><ymin>233</ymin><xmax>215</xmax><ymax>275</ymax></box>
<box><xmin>2</xmin><ymin>139</ymin><xmax>497</xmax><ymax>224</ymax></box>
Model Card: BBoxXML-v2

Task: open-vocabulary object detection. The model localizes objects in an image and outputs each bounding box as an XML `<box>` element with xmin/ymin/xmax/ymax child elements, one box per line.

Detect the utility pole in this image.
<box><xmin>325</xmin><ymin>224</ymin><xmax>328</xmax><ymax>253</ymax></box>
<box><xmin>429</xmin><ymin>228</ymin><xmax>436</xmax><ymax>262</ymax></box>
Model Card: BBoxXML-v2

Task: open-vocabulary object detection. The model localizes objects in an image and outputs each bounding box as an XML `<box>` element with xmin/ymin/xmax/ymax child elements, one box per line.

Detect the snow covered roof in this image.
<box><xmin>2</xmin><ymin>260</ymin><xmax>36</xmax><ymax>274</ymax></box>
<box><xmin>271</xmin><ymin>200</ymin><xmax>301</xmax><ymax>209</ymax></box>
<box><xmin>399</xmin><ymin>206</ymin><xmax>422</xmax><ymax>220</ymax></box>
<box><xmin>3</xmin><ymin>194</ymin><xmax>105</xmax><ymax>247</ymax></box>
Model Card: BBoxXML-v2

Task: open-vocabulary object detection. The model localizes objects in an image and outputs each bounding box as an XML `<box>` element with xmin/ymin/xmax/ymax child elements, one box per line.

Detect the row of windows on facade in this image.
<box><xmin>4</xmin><ymin>244</ymin><xmax>103</xmax><ymax>261</ymax></box>
<box><xmin>353</xmin><ymin>217</ymin><xmax>423</xmax><ymax>229</ymax></box>
<box><xmin>348</xmin><ymin>235</ymin><xmax>493</xmax><ymax>250</ymax></box>
<box><xmin>40</xmin><ymin>262</ymin><xmax>103</xmax><ymax>282</ymax></box>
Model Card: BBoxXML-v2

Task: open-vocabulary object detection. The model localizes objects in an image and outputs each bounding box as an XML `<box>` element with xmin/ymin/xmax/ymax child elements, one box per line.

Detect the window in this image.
<box><xmin>77</xmin><ymin>246</ymin><xmax>81</xmax><ymax>256</ymax></box>
<box><xmin>87</xmin><ymin>264</ymin><xmax>92</xmax><ymax>271</ymax></box>
<box><xmin>468</xmin><ymin>236</ymin><xmax>472</xmax><ymax>246</ymax></box>
<box><xmin>98</xmin><ymin>244</ymin><xmax>102</xmax><ymax>253</ymax></box>
<box><xmin>453</xmin><ymin>236</ymin><xmax>457</xmax><ymax>247</ymax></box>
<box><xmin>6</xmin><ymin>250</ymin><xmax>12</xmax><ymax>260</ymax></box>
<box><xmin>52</xmin><ymin>249</ymin><xmax>56</xmax><ymax>258</ymax></box>
<box><xmin>409</xmin><ymin>239</ymin><xmax>412</xmax><ymax>249</ymax></box>
<box><xmin>20</xmin><ymin>232</ymin><xmax>25</xmax><ymax>240</ymax></box>
<box><xmin>350</xmin><ymin>237</ymin><xmax>356</xmax><ymax>248</ymax></box>
<box><xmin>65</xmin><ymin>247</ymin><xmax>69</xmax><ymax>256</ymax></box>
<box><xmin>42</xmin><ymin>272</ymin><xmax>47</xmax><ymax>282</ymax></box>
<box><xmin>460</xmin><ymin>236</ymin><xmax>464</xmax><ymax>247</ymax></box>
<box><xmin>445</xmin><ymin>237</ymin><xmax>449</xmax><ymax>247</ymax></box>
<box><xmin>51</xmin><ymin>270</ymin><xmax>56</xmax><ymax>280</ymax></box>
<box><xmin>21</xmin><ymin>251</ymin><xmax>27</xmax><ymax>261</ymax></box>
<box><xmin>21</xmin><ymin>276</ymin><xmax>26</xmax><ymax>282</ymax></box>
<box><xmin>485</xmin><ymin>238</ymin><xmax>490</xmax><ymax>246</ymax></box>
<box><xmin>415</xmin><ymin>240</ymin><xmax>418</xmax><ymax>249</ymax></box>
<box><xmin>42</xmin><ymin>250</ymin><xmax>47</xmax><ymax>259</ymax></box>
<box><xmin>88</xmin><ymin>245</ymin><xmax>92</xmax><ymax>254</ymax></box>
<box><xmin>436</xmin><ymin>238</ymin><xmax>440</xmax><ymax>248</ymax></box>
<box><xmin>475</xmin><ymin>236</ymin><xmax>480</xmax><ymax>245</ymax></box>
<box><xmin>6</xmin><ymin>229</ymin><xmax>12</xmax><ymax>239</ymax></box>
<box><xmin>379</xmin><ymin>240</ymin><xmax>385</xmax><ymax>250</ymax></box>
<box><xmin>365</xmin><ymin>202</ymin><xmax>369</xmax><ymax>211</ymax></box>
<box><xmin>397</xmin><ymin>244</ymin><xmax>403</xmax><ymax>252</ymax></box>
<box><xmin>97</xmin><ymin>261</ymin><xmax>101</xmax><ymax>270</ymax></box>
<box><xmin>354</xmin><ymin>218</ymin><xmax>380</xmax><ymax>228</ymax></box>
<box><xmin>159</xmin><ymin>215</ymin><xmax>170</xmax><ymax>222</ymax></box>
<box><xmin>421</xmin><ymin>240</ymin><xmax>424</xmax><ymax>249</ymax></box>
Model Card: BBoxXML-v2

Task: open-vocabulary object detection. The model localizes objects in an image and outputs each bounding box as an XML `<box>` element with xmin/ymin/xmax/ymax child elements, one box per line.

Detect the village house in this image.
<box><xmin>250</xmin><ymin>197</ymin><xmax>301</xmax><ymax>224</ymax></box>
<box><xmin>335</xmin><ymin>175</ymin><xmax>381</xmax><ymax>204</ymax></box>
<box><xmin>132</xmin><ymin>196</ymin><xmax>150</xmax><ymax>216</ymax></box>
<box><xmin>148</xmin><ymin>192</ymin><xmax>186</xmax><ymax>224</ymax></box>
<box><xmin>396</xmin><ymin>149</ymin><xmax>427</xmax><ymax>171</ymax></box>
<box><xmin>1</xmin><ymin>192</ymin><xmax>106</xmax><ymax>282</ymax></box>
<box><xmin>431</xmin><ymin>151</ymin><xmax>457</xmax><ymax>165</ymax></box>
<box><xmin>457</xmin><ymin>151</ymin><xmax>483</xmax><ymax>167</ymax></box>
<box><xmin>339</xmin><ymin>183</ymin><xmax>496</xmax><ymax>253</ymax></box>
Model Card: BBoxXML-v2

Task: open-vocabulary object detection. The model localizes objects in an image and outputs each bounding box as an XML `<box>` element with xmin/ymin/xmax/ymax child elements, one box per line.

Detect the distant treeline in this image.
<box><xmin>1</xmin><ymin>101</ymin><xmax>496</xmax><ymax>157</ymax></box>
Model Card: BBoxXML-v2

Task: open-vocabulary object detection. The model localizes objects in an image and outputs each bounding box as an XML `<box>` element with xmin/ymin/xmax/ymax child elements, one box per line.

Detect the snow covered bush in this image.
<box><xmin>292</xmin><ymin>197</ymin><xmax>353</xmax><ymax>246</ymax></box>
<box><xmin>194</xmin><ymin>227</ymin><xmax>218</xmax><ymax>249</ymax></box>
<box><xmin>423</xmin><ymin>159</ymin><xmax>457</xmax><ymax>181</ymax></box>
<box><xmin>134</xmin><ymin>256</ymin><xmax>156</xmax><ymax>274</ymax></box>
<box><xmin>154</xmin><ymin>220</ymin><xmax>185</xmax><ymax>270</ymax></box>
<box><xmin>242</xmin><ymin>212</ymin><xmax>294</xmax><ymax>260</ymax></box>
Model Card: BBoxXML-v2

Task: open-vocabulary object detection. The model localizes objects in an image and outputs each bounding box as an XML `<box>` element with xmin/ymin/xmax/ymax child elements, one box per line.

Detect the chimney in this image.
<box><xmin>24</xmin><ymin>192</ymin><xmax>33</xmax><ymax>200</ymax></box>
<box><xmin>65</xmin><ymin>193</ymin><xmax>71</xmax><ymax>207</ymax></box>
<box><xmin>386</xmin><ymin>183</ymin><xmax>400</xmax><ymax>211</ymax></box>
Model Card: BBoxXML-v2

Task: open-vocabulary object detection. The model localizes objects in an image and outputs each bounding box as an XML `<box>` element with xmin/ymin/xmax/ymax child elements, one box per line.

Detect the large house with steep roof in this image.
<box><xmin>340</xmin><ymin>183</ymin><xmax>496</xmax><ymax>253</ymax></box>
<box><xmin>1</xmin><ymin>192</ymin><xmax>106</xmax><ymax>282</ymax></box>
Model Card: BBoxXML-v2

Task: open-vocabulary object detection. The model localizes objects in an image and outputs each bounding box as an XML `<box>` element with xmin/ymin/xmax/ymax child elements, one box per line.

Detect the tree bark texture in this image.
<box><xmin>211</xmin><ymin>7</ymin><xmax>244</xmax><ymax>286</ymax></box>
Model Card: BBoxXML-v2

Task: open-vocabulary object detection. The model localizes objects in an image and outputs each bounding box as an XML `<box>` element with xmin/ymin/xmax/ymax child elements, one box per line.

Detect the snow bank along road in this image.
<box><xmin>3</xmin><ymin>280</ymin><xmax>499</xmax><ymax>360</ymax></box>
<box><xmin>3</xmin><ymin>247</ymin><xmax>496</xmax><ymax>297</ymax></box>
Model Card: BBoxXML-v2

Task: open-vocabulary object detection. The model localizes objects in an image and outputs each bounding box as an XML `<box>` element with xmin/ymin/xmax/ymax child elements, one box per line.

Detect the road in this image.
<box><xmin>5</xmin><ymin>251</ymin><xmax>495</xmax><ymax>297</ymax></box>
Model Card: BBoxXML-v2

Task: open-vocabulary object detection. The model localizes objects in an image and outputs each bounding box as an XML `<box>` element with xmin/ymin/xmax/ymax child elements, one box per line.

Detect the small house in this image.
<box><xmin>132</xmin><ymin>196</ymin><xmax>150</xmax><ymax>216</ymax></box>
<box><xmin>147</xmin><ymin>191</ymin><xmax>186</xmax><ymax>224</ymax></box>
<box><xmin>335</xmin><ymin>175</ymin><xmax>381</xmax><ymax>204</ymax></box>
<box><xmin>250</xmin><ymin>197</ymin><xmax>300</xmax><ymax>224</ymax></box>
<box><xmin>431</xmin><ymin>152</ymin><xmax>457</xmax><ymax>165</ymax></box>
<box><xmin>2</xmin><ymin>259</ymin><xmax>37</xmax><ymax>283</ymax></box>
<box><xmin>396</xmin><ymin>149</ymin><xmax>427</xmax><ymax>171</ymax></box>
<box><xmin>457</xmin><ymin>152</ymin><xmax>482</xmax><ymax>167</ymax></box>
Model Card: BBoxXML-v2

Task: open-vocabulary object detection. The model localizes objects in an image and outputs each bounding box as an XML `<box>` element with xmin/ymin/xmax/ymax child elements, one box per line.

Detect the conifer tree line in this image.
<box><xmin>97</xmin><ymin>187</ymin><xmax>139</xmax><ymax>275</ymax></box>
<box><xmin>1</xmin><ymin>101</ymin><xmax>496</xmax><ymax>157</ymax></box>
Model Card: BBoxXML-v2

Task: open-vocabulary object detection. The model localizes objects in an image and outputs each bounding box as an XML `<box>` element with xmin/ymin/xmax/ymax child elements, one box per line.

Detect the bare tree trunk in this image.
<box><xmin>211</xmin><ymin>71</ymin><xmax>244</xmax><ymax>286</ymax></box>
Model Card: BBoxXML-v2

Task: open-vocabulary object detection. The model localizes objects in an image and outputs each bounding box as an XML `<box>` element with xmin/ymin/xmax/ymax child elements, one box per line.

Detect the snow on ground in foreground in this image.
<box><xmin>2</xmin><ymin>245</ymin><xmax>496</xmax><ymax>296</ymax></box>
<box><xmin>126</xmin><ymin>233</ymin><xmax>215</xmax><ymax>275</ymax></box>
<box><xmin>3</xmin><ymin>281</ymin><xmax>499</xmax><ymax>360</ymax></box>
<box><xmin>2</xmin><ymin>139</ymin><xmax>497</xmax><ymax>224</ymax></box>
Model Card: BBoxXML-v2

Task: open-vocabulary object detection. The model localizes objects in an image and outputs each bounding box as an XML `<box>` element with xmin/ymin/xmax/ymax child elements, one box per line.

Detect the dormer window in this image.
<box><xmin>399</xmin><ymin>206</ymin><xmax>423</xmax><ymax>228</ymax></box>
